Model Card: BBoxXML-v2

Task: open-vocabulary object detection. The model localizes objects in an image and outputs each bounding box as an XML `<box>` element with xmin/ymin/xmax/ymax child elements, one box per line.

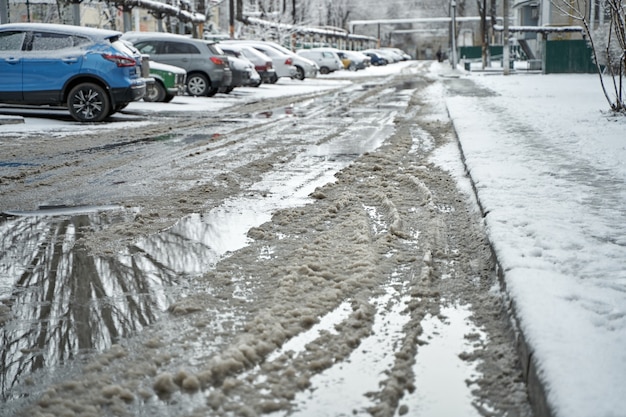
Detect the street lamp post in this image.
<box><xmin>451</xmin><ymin>0</ymin><xmax>458</xmax><ymax>69</ymax></box>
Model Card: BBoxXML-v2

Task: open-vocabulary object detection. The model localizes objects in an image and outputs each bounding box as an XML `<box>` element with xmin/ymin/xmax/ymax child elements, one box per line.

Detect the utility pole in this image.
<box><xmin>229</xmin><ymin>0</ymin><xmax>234</xmax><ymax>38</ymax></box>
<box><xmin>69</xmin><ymin>0</ymin><xmax>82</xmax><ymax>25</ymax></box>
<box><xmin>0</xmin><ymin>0</ymin><xmax>8</xmax><ymax>23</ymax></box>
<box><xmin>451</xmin><ymin>0</ymin><xmax>458</xmax><ymax>69</ymax></box>
<box><xmin>503</xmin><ymin>0</ymin><xmax>510</xmax><ymax>75</ymax></box>
<box><xmin>122</xmin><ymin>4</ymin><xmax>132</xmax><ymax>33</ymax></box>
<box><xmin>481</xmin><ymin>0</ymin><xmax>488</xmax><ymax>68</ymax></box>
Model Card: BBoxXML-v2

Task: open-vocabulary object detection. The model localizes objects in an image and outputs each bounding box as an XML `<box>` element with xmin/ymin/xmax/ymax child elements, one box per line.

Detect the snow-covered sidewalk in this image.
<box><xmin>443</xmin><ymin>67</ymin><xmax>626</xmax><ymax>417</ymax></box>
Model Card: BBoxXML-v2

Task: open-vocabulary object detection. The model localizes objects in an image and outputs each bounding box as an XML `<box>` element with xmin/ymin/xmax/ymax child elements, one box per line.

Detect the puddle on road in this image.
<box><xmin>278</xmin><ymin>285</ymin><xmax>413</xmax><ymax>416</ymax></box>
<box><xmin>0</xmin><ymin>161</ymin><xmax>38</xmax><ymax>168</ymax></box>
<box><xmin>396</xmin><ymin>80</ymin><xmax>424</xmax><ymax>91</ymax></box>
<box><xmin>255</xmin><ymin>105</ymin><xmax>297</xmax><ymax>118</ymax></box>
<box><xmin>3</xmin><ymin>204</ymin><xmax>123</xmax><ymax>217</ymax></box>
<box><xmin>0</xmin><ymin>112</ymin><xmax>397</xmax><ymax>400</ymax></box>
<box><xmin>397</xmin><ymin>303</ymin><xmax>486</xmax><ymax>417</ymax></box>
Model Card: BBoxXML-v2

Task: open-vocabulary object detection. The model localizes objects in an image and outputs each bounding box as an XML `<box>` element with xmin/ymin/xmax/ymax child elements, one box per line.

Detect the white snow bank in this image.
<box><xmin>444</xmin><ymin>72</ymin><xmax>626</xmax><ymax>417</ymax></box>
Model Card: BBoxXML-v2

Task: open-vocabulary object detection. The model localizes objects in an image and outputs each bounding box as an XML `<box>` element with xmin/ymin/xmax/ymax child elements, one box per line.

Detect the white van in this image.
<box><xmin>296</xmin><ymin>49</ymin><xmax>344</xmax><ymax>74</ymax></box>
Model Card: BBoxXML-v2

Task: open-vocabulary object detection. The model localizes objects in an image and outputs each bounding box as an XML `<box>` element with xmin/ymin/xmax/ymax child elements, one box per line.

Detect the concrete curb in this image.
<box><xmin>446</xmin><ymin>103</ymin><xmax>555</xmax><ymax>417</ymax></box>
<box><xmin>0</xmin><ymin>115</ymin><xmax>25</xmax><ymax>125</ymax></box>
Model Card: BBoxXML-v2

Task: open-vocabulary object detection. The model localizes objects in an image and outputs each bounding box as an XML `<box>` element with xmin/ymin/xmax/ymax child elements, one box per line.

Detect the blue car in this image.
<box><xmin>0</xmin><ymin>23</ymin><xmax>147</xmax><ymax>122</ymax></box>
<box><xmin>362</xmin><ymin>51</ymin><xmax>388</xmax><ymax>66</ymax></box>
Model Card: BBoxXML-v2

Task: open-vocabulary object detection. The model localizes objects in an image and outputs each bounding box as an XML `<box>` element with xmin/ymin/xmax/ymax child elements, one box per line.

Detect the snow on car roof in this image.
<box><xmin>0</xmin><ymin>22</ymin><xmax>122</xmax><ymax>40</ymax></box>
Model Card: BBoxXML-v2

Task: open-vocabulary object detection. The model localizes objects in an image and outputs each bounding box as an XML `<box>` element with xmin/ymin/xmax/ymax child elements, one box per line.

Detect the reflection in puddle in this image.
<box><xmin>0</xmin><ymin>208</ymin><xmax>176</xmax><ymax>401</ymax></box>
<box><xmin>0</xmin><ymin>107</ymin><xmax>397</xmax><ymax>401</ymax></box>
<box><xmin>2</xmin><ymin>204</ymin><xmax>123</xmax><ymax>217</ymax></box>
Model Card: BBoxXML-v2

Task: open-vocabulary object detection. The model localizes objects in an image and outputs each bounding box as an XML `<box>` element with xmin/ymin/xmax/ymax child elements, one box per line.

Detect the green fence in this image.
<box><xmin>460</xmin><ymin>40</ymin><xmax>596</xmax><ymax>73</ymax></box>
<box><xmin>459</xmin><ymin>45</ymin><xmax>503</xmax><ymax>60</ymax></box>
<box><xmin>543</xmin><ymin>40</ymin><xmax>596</xmax><ymax>74</ymax></box>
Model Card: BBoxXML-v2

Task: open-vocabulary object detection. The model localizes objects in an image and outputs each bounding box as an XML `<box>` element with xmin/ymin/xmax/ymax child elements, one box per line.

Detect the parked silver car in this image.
<box><xmin>219</xmin><ymin>43</ymin><xmax>276</xmax><ymax>85</ymax></box>
<box><xmin>249</xmin><ymin>40</ymin><xmax>319</xmax><ymax>80</ymax></box>
<box><xmin>221</xmin><ymin>40</ymin><xmax>296</xmax><ymax>81</ymax></box>
<box><xmin>296</xmin><ymin>48</ymin><xmax>344</xmax><ymax>74</ymax></box>
<box><xmin>122</xmin><ymin>32</ymin><xmax>232</xmax><ymax>97</ymax></box>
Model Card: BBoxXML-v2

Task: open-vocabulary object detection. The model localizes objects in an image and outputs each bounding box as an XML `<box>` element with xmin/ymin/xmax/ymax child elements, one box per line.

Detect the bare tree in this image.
<box><xmin>325</xmin><ymin>0</ymin><xmax>352</xmax><ymax>29</ymax></box>
<box><xmin>552</xmin><ymin>0</ymin><xmax>625</xmax><ymax>113</ymax></box>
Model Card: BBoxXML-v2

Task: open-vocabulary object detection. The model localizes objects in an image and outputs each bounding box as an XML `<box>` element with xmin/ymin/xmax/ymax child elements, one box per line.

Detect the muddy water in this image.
<box><xmin>0</xmin><ymin>82</ymin><xmax>405</xmax><ymax>406</ymax></box>
<box><xmin>0</xmin><ymin>66</ymin><xmax>532</xmax><ymax>417</ymax></box>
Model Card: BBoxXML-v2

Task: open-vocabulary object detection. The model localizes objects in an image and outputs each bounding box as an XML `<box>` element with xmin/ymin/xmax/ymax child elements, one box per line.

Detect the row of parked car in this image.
<box><xmin>0</xmin><ymin>22</ymin><xmax>411</xmax><ymax>123</ymax></box>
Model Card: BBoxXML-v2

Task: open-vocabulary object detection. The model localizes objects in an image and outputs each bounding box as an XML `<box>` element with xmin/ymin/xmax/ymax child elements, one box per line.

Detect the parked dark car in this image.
<box><xmin>362</xmin><ymin>50</ymin><xmax>388</xmax><ymax>66</ymax></box>
<box><xmin>122</xmin><ymin>32</ymin><xmax>231</xmax><ymax>97</ymax></box>
<box><xmin>207</xmin><ymin>41</ymin><xmax>250</xmax><ymax>92</ymax></box>
<box><xmin>219</xmin><ymin>43</ymin><xmax>275</xmax><ymax>85</ymax></box>
<box><xmin>0</xmin><ymin>23</ymin><xmax>147</xmax><ymax>122</ymax></box>
<box><xmin>221</xmin><ymin>55</ymin><xmax>254</xmax><ymax>92</ymax></box>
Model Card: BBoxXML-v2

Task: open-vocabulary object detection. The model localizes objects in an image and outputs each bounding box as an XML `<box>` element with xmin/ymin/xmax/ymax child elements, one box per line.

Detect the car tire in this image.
<box><xmin>164</xmin><ymin>94</ymin><xmax>175</xmax><ymax>103</ymax></box>
<box><xmin>67</xmin><ymin>82</ymin><xmax>111</xmax><ymax>122</ymax></box>
<box><xmin>269</xmin><ymin>73</ymin><xmax>278</xmax><ymax>84</ymax></box>
<box><xmin>144</xmin><ymin>81</ymin><xmax>166</xmax><ymax>102</ymax></box>
<box><xmin>294</xmin><ymin>66</ymin><xmax>305</xmax><ymax>80</ymax></box>
<box><xmin>319</xmin><ymin>66</ymin><xmax>330</xmax><ymax>75</ymax></box>
<box><xmin>348</xmin><ymin>63</ymin><xmax>357</xmax><ymax>71</ymax></box>
<box><xmin>187</xmin><ymin>73</ymin><xmax>210</xmax><ymax>96</ymax></box>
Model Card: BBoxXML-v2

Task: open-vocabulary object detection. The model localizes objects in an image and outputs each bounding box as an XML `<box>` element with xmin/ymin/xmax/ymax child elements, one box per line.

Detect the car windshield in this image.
<box><xmin>113</xmin><ymin>39</ymin><xmax>140</xmax><ymax>56</ymax></box>
<box><xmin>251</xmin><ymin>45</ymin><xmax>279</xmax><ymax>57</ymax></box>
<box><xmin>206</xmin><ymin>42</ymin><xmax>223</xmax><ymax>55</ymax></box>
<box><xmin>268</xmin><ymin>43</ymin><xmax>291</xmax><ymax>54</ymax></box>
<box><xmin>241</xmin><ymin>47</ymin><xmax>266</xmax><ymax>61</ymax></box>
<box><xmin>114</xmin><ymin>39</ymin><xmax>139</xmax><ymax>56</ymax></box>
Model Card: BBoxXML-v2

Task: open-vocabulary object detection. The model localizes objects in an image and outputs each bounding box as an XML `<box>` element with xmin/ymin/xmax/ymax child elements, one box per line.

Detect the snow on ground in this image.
<box><xmin>443</xmin><ymin>68</ymin><xmax>626</xmax><ymax>417</ymax></box>
<box><xmin>0</xmin><ymin>77</ymin><xmax>352</xmax><ymax>137</ymax></box>
<box><xmin>1</xmin><ymin>61</ymin><xmax>624</xmax><ymax>417</ymax></box>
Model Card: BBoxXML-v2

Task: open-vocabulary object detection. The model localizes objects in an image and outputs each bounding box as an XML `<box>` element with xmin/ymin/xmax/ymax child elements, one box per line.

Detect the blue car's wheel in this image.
<box><xmin>67</xmin><ymin>83</ymin><xmax>111</xmax><ymax>122</ymax></box>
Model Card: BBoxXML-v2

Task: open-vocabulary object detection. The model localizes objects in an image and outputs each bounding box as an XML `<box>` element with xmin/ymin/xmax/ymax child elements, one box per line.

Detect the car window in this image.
<box><xmin>31</xmin><ymin>32</ymin><xmax>73</xmax><ymax>51</ymax></box>
<box><xmin>0</xmin><ymin>31</ymin><xmax>26</xmax><ymax>51</ymax></box>
<box><xmin>164</xmin><ymin>41</ymin><xmax>199</xmax><ymax>54</ymax></box>
<box><xmin>72</xmin><ymin>35</ymin><xmax>91</xmax><ymax>47</ymax></box>
<box><xmin>254</xmin><ymin>46</ymin><xmax>278</xmax><ymax>57</ymax></box>
<box><xmin>270</xmin><ymin>44</ymin><xmax>290</xmax><ymax>54</ymax></box>
<box><xmin>241</xmin><ymin>49</ymin><xmax>254</xmax><ymax>60</ymax></box>
<box><xmin>222</xmin><ymin>49</ymin><xmax>239</xmax><ymax>58</ymax></box>
<box><xmin>206</xmin><ymin>43</ymin><xmax>222</xmax><ymax>55</ymax></box>
<box><xmin>134</xmin><ymin>41</ymin><xmax>159</xmax><ymax>55</ymax></box>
